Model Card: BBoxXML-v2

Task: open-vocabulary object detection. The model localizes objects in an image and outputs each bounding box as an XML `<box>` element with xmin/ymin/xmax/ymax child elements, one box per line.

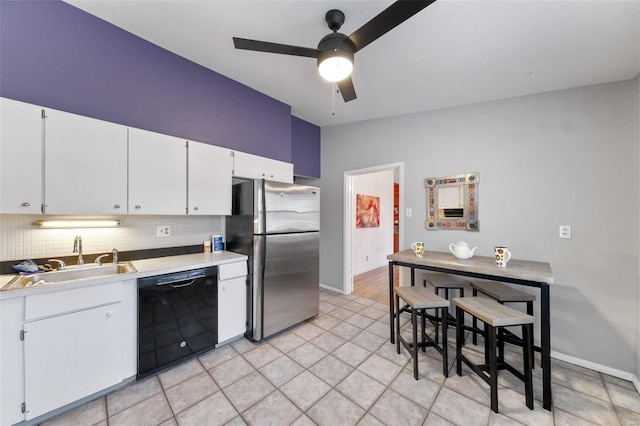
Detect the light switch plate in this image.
<box><xmin>559</xmin><ymin>225</ymin><xmax>571</xmax><ymax>239</ymax></box>
<box><xmin>157</xmin><ymin>225</ymin><xmax>171</xmax><ymax>237</ymax></box>
<box><xmin>406</xmin><ymin>208</ymin><xmax>412</xmax><ymax>218</ymax></box>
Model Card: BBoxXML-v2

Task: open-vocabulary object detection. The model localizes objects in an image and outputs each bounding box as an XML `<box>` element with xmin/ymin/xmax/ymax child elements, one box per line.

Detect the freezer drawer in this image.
<box><xmin>253</xmin><ymin>232</ymin><xmax>319</xmax><ymax>340</ymax></box>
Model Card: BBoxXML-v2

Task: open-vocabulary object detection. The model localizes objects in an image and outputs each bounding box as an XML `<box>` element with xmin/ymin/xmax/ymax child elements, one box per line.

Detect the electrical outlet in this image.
<box><xmin>559</xmin><ymin>225</ymin><xmax>571</xmax><ymax>239</ymax></box>
<box><xmin>157</xmin><ymin>225</ymin><xmax>171</xmax><ymax>237</ymax></box>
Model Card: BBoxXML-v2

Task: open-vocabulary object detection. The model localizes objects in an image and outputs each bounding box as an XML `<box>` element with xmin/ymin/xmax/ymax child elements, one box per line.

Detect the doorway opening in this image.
<box><xmin>343</xmin><ymin>162</ymin><xmax>403</xmax><ymax>297</ymax></box>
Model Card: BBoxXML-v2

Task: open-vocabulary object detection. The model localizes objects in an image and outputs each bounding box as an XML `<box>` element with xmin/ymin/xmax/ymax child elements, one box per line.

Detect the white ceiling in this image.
<box><xmin>65</xmin><ymin>0</ymin><xmax>640</xmax><ymax>127</ymax></box>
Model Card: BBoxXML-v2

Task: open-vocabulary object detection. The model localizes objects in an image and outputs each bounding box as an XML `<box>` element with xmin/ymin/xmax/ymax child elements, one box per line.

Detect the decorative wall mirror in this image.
<box><xmin>425</xmin><ymin>172</ymin><xmax>479</xmax><ymax>231</ymax></box>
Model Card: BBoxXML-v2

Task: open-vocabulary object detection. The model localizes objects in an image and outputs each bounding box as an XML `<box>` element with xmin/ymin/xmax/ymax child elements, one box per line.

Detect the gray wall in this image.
<box><xmin>636</xmin><ymin>73</ymin><xmax>640</xmax><ymax>382</ymax></box>
<box><xmin>321</xmin><ymin>80</ymin><xmax>638</xmax><ymax>373</ymax></box>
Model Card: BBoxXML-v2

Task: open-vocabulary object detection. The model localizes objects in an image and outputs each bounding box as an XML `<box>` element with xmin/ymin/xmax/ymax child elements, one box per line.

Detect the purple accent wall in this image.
<box><xmin>0</xmin><ymin>0</ymin><xmax>292</xmax><ymax>162</ymax></box>
<box><xmin>291</xmin><ymin>116</ymin><xmax>320</xmax><ymax>178</ymax></box>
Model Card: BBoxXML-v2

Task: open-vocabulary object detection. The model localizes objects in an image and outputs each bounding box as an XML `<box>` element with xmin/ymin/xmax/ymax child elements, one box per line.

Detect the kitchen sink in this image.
<box><xmin>1</xmin><ymin>262</ymin><xmax>137</xmax><ymax>291</ymax></box>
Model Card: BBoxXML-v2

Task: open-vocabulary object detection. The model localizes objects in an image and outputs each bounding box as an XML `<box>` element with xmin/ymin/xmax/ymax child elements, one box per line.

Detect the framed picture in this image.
<box><xmin>356</xmin><ymin>194</ymin><xmax>380</xmax><ymax>228</ymax></box>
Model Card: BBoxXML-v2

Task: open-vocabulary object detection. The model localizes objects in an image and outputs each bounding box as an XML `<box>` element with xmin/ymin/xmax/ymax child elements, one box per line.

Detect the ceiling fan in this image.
<box><xmin>233</xmin><ymin>0</ymin><xmax>436</xmax><ymax>103</ymax></box>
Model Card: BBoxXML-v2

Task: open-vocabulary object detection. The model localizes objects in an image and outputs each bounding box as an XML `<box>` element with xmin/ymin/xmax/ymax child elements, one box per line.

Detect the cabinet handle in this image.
<box><xmin>106</xmin><ymin>311</ymin><xmax>114</xmax><ymax>317</ymax></box>
<box><xmin>22</xmin><ymin>202</ymin><xmax>30</xmax><ymax>207</ymax></box>
<box><xmin>135</xmin><ymin>205</ymin><xmax>141</xmax><ymax>209</ymax></box>
<box><xmin>194</xmin><ymin>206</ymin><xmax>199</xmax><ymax>211</ymax></box>
<box><xmin>114</xmin><ymin>204</ymin><xmax>121</xmax><ymax>209</ymax></box>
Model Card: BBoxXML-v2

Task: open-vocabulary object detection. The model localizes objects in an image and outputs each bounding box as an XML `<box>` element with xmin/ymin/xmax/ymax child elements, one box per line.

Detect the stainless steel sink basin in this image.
<box><xmin>2</xmin><ymin>262</ymin><xmax>137</xmax><ymax>291</ymax></box>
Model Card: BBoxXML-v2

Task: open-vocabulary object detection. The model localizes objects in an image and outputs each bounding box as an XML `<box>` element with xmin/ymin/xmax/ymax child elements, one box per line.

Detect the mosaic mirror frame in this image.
<box><xmin>425</xmin><ymin>172</ymin><xmax>479</xmax><ymax>231</ymax></box>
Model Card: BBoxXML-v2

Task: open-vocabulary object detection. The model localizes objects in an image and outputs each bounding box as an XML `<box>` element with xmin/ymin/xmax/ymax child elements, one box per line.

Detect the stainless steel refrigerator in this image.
<box><xmin>227</xmin><ymin>180</ymin><xmax>320</xmax><ymax>341</ymax></box>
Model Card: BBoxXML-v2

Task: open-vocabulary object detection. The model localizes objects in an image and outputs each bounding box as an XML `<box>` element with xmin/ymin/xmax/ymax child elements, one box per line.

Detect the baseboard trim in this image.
<box><xmin>320</xmin><ymin>283</ymin><xmax>344</xmax><ymax>294</ymax></box>
<box><xmin>551</xmin><ymin>350</ymin><xmax>640</xmax><ymax>392</ymax></box>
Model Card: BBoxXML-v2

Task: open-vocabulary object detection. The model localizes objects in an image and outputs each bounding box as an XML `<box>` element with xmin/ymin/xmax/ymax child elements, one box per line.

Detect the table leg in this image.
<box><xmin>541</xmin><ymin>282</ymin><xmax>551</xmax><ymax>410</ymax></box>
<box><xmin>389</xmin><ymin>262</ymin><xmax>395</xmax><ymax>344</ymax></box>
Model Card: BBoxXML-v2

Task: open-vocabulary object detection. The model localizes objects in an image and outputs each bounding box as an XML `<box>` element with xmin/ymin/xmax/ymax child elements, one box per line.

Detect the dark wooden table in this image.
<box><xmin>387</xmin><ymin>249</ymin><xmax>553</xmax><ymax>410</ymax></box>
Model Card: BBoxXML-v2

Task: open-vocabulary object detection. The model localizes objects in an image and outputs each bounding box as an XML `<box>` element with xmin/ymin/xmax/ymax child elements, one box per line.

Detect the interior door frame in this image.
<box><xmin>343</xmin><ymin>162</ymin><xmax>404</xmax><ymax>294</ymax></box>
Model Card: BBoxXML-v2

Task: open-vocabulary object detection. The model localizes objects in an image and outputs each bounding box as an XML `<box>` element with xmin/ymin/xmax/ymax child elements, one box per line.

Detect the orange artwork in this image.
<box><xmin>356</xmin><ymin>194</ymin><xmax>380</xmax><ymax>228</ymax></box>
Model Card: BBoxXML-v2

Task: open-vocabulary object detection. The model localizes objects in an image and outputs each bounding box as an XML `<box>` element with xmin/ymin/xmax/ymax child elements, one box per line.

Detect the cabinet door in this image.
<box><xmin>232</xmin><ymin>151</ymin><xmax>293</xmax><ymax>184</ymax></box>
<box><xmin>218</xmin><ymin>276</ymin><xmax>247</xmax><ymax>343</ymax></box>
<box><xmin>23</xmin><ymin>303</ymin><xmax>124</xmax><ymax>420</ymax></box>
<box><xmin>188</xmin><ymin>141</ymin><xmax>232</xmax><ymax>215</ymax></box>
<box><xmin>44</xmin><ymin>109</ymin><xmax>128</xmax><ymax>214</ymax></box>
<box><xmin>0</xmin><ymin>98</ymin><xmax>43</xmax><ymax>214</ymax></box>
<box><xmin>128</xmin><ymin>128</ymin><xmax>187</xmax><ymax>215</ymax></box>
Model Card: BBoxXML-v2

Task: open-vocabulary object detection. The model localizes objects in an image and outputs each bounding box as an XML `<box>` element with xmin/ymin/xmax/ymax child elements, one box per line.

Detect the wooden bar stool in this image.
<box><xmin>422</xmin><ymin>272</ymin><xmax>469</xmax><ymax>342</ymax></box>
<box><xmin>454</xmin><ymin>297</ymin><xmax>534</xmax><ymax>413</ymax></box>
<box><xmin>470</xmin><ymin>280</ymin><xmax>540</xmax><ymax>364</ymax></box>
<box><xmin>394</xmin><ymin>286</ymin><xmax>450</xmax><ymax>379</ymax></box>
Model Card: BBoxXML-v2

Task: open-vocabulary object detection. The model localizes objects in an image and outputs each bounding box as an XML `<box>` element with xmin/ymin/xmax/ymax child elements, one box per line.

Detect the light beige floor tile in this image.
<box><xmin>175</xmin><ymin>390</ymin><xmax>238</xmax><ymax>426</ymax></box>
<box><xmin>553</xmin><ymin>407</ymin><xmax>600</xmax><ymax>425</ymax></box>
<box><xmin>290</xmin><ymin>414</ymin><xmax>317</xmax><ymax>426</ymax></box>
<box><xmin>319</xmin><ymin>301</ymin><xmax>338</xmax><ymax>314</ymax></box>
<box><xmin>287</xmin><ymin>341</ymin><xmax>328</xmax><ymax>368</ymax></box>
<box><xmin>222</xmin><ymin>371</ymin><xmax>275</xmax><ymax>413</ymax></box>
<box><xmin>242</xmin><ymin>342</ymin><xmax>283</xmax><ymax>369</ymax></box>
<box><xmin>258</xmin><ymin>355</ymin><xmax>305</xmax><ymax>387</ymax></box>
<box><xmin>443</xmin><ymin>371</ymin><xmax>491</xmax><ymax>406</ymax></box>
<box><xmin>41</xmin><ymin>397</ymin><xmax>107</xmax><ymax>426</ymax></box>
<box><xmin>357</xmin><ymin>353</ymin><xmax>403</xmax><ymax>386</ymax></box>
<box><xmin>606</xmin><ymin>381</ymin><xmax>640</xmax><ymax>413</ymax></box>
<box><xmin>231</xmin><ymin>338</ymin><xmax>260</xmax><ymax>354</ymax></box>
<box><xmin>332</xmin><ymin>341</ymin><xmax>372</xmax><ymax>367</ymax></box>
<box><xmin>267</xmin><ymin>332</ymin><xmax>306</xmax><ymax>353</ymax></box>
<box><xmin>376</xmin><ymin>340</ymin><xmax>411</xmax><ymax>366</ymax></box>
<box><xmin>423</xmin><ymin>412</ymin><xmax>455</xmax><ymax>426</ymax></box>
<box><xmin>411</xmin><ymin>356</ymin><xmax>448</xmax><ymax>384</ymax></box>
<box><xmin>199</xmin><ymin>344</ymin><xmax>238</xmax><ymax>370</ymax></box>
<box><xmin>365</xmin><ymin>321</ymin><xmax>392</xmax><ymax>339</ymax></box>
<box><xmin>280</xmin><ymin>370</ymin><xmax>331</xmax><ymax>411</ymax></box>
<box><xmin>159</xmin><ymin>418</ymin><xmax>178</xmax><ymax>426</ymax></box>
<box><xmin>307</xmin><ymin>390</ymin><xmax>365</xmax><ymax>426</ymax></box>
<box><xmin>357</xmin><ymin>413</ymin><xmax>385</xmax><ymax>425</ymax></box>
<box><xmin>345</xmin><ymin>313</ymin><xmax>376</xmax><ymax>329</ymax></box>
<box><xmin>358</xmin><ymin>306</ymin><xmax>387</xmax><ymax>320</ymax></box>
<box><xmin>326</xmin><ymin>296</ymin><xmax>350</xmax><ymax>307</ymax></box>
<box><xmin>550</xmin><ymin>358</ymin><xmax>601</xmax><ymax>379</ymax></box>
<box><xmin>331</xmin><ymin>322</ymin><xmax>363</xmax><ymax>340</ymax></box>
<box><xmin>350</xmin><ymin>330</ymin><xmax>387</xmax><ymax>352</ymax></box>
<box><xmin>552</xmin><ymin>383</ymin><xmax>621</xmax><ymax>425</ymax></box>
<box><xmin>241</xmin><ymin>390</ymin><xmax>302</xmax><ymax>426</ymax></box>
<box><xmin>292</xmin><ymin>322</ymin><xmax>325</xmax><ymax>340</ymax></box>
<box><xmin>494</xmin><ymin>386</ymin><xmax>554</xmax><ymax>425</ymax></box>
<box><xmin>158</xmin><ymin>358</ymin><xmax>205</xmax><ymax>390</ymax></box>
<box><xmin>336</xmin><ymin>370</ymin><xmax>386</xmax><ymax>410</ymax></box>
<box><xmin>390</xmin><ymin>369</ymin><xmax>441</xmax><ymax>409</ymax></box>
<box><xmin>308</xmin><ymin>354</ymin><xmax>354</xmax><ymax>386</ymax></box>
<box><xmin>488</xmin><ymin>411</ymin><xmax>527</xmax><ymax>425</ymax></box>
<box><xmin>109</xmin><ymin>393</ymin><xmax>173</xmax><ymax>426</ymax></box>
<box><xmin>616</xmin><ymin>406</ymin><xmax>640</xmax><ymax>425</ymax></box>
<box><xmin>106</xmin><ymin>376</ymin><xmax>163</xmax><ymax>416</ymax></box>
<box><xmin>310</xmin><ymin>331</ymin><xmax>347</xmax><ymax>352</ymax></box>
<box><xmin>368</xmin><ymin>389</ymin><xmax>428</xmax><ymax>426</ymax></box>
<box><xmin>311</xmin><ymin>313</ymin><xmax>342</xmax><ymax>330</ymax></box>
<box><xmin>165</xmin><ymin>371</ymin><xmax>218</xmax><ymax>414</ymax></box>
<box><xmin>354</xmin><ymin>297</ymin><xmax>377</xmax><ymax>307</ymax></box>
<box><xmin>327</xmin><ymin>307</ymin><xmax>357</xmax><ymax>321</ymax></box>
<box><xmin>342</xmin><ymin>301</ymin><xmax>365</xmax><ymax>313</ymax></box>
<box><xmin>431</xmin><ymin>387</ymin><xmax>491</xmax><ymax>426</ymax></box>
<box><xmin>225</xmin><ymin>415</ymin><xmax>248</xmax><ymax>426</ymax></box>
<box><xmin>602</xmin><ymin>374</ymin><xmax>636</xmax><ymax>391</ymax></box>
<box><xmin>549</xmin><ymin>363</ymin><xmax>609</xmax><ymax>402</ymax></box>
<box><xmin>209</xmin><ymin>354</ymin><xmax>256</xmax><ymax>388</ymax></box>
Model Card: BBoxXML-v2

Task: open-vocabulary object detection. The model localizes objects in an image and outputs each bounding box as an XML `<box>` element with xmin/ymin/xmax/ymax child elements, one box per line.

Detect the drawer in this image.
<box><xmin>25</xmin><ymin>282</ymin><xmax>123</xmax><ymax>321</ymax></box>
<box><xmin>218</xmin><ymin>261</ymin><xmax>248</xmax><ymax>281</ymax></box>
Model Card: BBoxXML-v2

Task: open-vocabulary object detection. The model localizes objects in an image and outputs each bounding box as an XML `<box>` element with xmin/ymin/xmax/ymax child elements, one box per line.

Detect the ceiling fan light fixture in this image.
<box><xmin>318</xmin><ymin>53</ymin><xmax>353</xmax><ymax>82</ymax></box>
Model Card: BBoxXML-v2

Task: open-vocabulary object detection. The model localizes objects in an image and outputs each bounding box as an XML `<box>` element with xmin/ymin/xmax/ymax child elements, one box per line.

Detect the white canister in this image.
<box><xmin>212</xmin><ymin>235</ymin><xmax>223</xmax><ymax>252</ymax></box>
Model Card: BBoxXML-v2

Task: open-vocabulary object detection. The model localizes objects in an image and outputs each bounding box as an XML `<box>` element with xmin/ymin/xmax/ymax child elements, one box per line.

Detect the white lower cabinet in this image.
<box><xmin>218</xmin><ymin>261</ymin><xmax>248</xmax><ymax>344</ymax></box>
<box><xmin>24</xmin><ymin>303</ymin><xmax>123</xmax><ymax>420</ymax></box>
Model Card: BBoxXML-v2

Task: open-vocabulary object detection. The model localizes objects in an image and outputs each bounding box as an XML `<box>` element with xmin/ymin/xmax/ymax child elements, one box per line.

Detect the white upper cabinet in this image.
<box><xmin>188</xmin><ymin>141</ymin><xmax>232</xmax><ymax>216</ymax></box>
<box><xmin>128</xmin><ymin>127</ymin><xmax>187</xmax><ymax>215</ymax></box>
<box><xmin>0</xmin><ymin>98</ymin><xmax>44</xmax><ymax>214</ymax></box>
<box><xmin>43</xmin><ymin>109</ymin><xmax>128</xmax><ymax>214</ymax></box>
<box><xmin>232</xmin><ymin>150</ymin><xmax>293</xmax><ymax>184</ymax></box>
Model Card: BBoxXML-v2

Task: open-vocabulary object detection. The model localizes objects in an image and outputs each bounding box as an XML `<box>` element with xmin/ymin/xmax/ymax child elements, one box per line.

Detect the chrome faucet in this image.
<box><xmin>95</xmin><ymin>248</ymin><xmax>119</xmax><ymax>265</ymax></box>
<box><xmin>112</xmin><ymin>248</ymin><xmax>119</xmax><ymax>264</ymax></box>
<box><xmin>73</xmin><ymin>235</ymin><xmax>84</xmax><ymax>265</ymax></box>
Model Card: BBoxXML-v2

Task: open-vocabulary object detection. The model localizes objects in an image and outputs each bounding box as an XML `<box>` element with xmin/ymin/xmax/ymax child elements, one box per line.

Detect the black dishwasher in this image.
<box><xmin>137</xmin><ymin>267</ymin><xmax>218</xmax><ymax>378</ymax></box>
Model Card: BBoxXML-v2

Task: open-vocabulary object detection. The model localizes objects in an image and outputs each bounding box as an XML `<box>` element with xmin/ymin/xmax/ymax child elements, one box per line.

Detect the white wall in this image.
<box><xmin>635</xmin><ymin>72</ymin><xmax>640</xmax><ymax>384</ymax></box>
<box><xmin>321</xmin><ymin>80</ymin><xmax>637</xmax><ymax>373</ymax></box>
<box><xmin>351</xmin><ymin>171</ymin><xmax>394</xmax><ymax>275</ymax></box>
<box><xmin>0</xmin><ymin>215</ymin><xmax>222</xmax><ymax>262</ymax></box>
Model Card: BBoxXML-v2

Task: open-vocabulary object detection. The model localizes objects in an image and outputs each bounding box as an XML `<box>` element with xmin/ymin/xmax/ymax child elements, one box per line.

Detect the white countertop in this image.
<box><xmin>0</xmin><ymin>251</ymin><xmax>248</xmax><ymax>300</ymax></box>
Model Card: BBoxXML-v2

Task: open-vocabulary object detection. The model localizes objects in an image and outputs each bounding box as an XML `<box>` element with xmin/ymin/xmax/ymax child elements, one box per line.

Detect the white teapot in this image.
<box><xmin>449</xmin><ymin>241</ymin><xmax>478</xmax><ymax>260</ymax></box>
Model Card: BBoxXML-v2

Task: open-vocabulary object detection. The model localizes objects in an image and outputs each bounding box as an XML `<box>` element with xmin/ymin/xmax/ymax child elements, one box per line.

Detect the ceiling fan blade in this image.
<box><xmin>233</xmin><ymin>37</ymin><xmax>319</xmax><ymax>58</ymax></box>
<box><xmin>338</xmin><ymin>77</ymin><xmax>357</xmax><ymax>102</ymax></box>
<box><xmin>346</xmin><ymin>0</ymin><xmax>436</xmax><ymax>53</ymax></box>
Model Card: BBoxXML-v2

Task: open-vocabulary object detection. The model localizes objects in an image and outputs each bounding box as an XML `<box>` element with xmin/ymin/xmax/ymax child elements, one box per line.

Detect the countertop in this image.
<box><xmin>387</xmin><ymin>249</ymin><xmax>553</xmax><ymax>284</ymax></box>
<box><xmin>0</xmin><ymin>251</ymin><xmax>248</xmax><ymax>300</ymax></box>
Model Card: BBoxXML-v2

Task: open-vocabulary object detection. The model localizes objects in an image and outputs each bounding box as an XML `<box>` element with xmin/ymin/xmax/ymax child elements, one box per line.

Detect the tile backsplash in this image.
<box><xmin>0</xmin><ymin>215</ymin><xmax>223</xmax><ymax>262</ymax></box>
